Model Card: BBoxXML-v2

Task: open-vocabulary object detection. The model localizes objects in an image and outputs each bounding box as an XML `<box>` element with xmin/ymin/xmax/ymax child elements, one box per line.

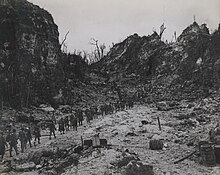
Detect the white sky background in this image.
<box><xmin>29</xmin><ymin>0</ymin><xmax>220</xmax><ymax>53</ymax></box>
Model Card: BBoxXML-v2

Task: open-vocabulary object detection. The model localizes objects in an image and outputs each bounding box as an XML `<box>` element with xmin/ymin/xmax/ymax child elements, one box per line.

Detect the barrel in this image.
<box><xmin>214</xmin><ymin>145</ymin><xmax>220</xmax><ymax>164</ymax></box>
<box><xmin>200</xmin><ymin>144</ymin><xmax>216</xmax><ymax>166</ymax></box>
<box><xmin>149</xmin><ymin>139</ymin><xmax>163</xmax><ymax>150</ymax></box>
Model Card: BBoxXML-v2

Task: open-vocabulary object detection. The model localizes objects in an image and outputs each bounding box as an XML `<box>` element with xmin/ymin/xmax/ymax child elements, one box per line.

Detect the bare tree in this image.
<box><xmin>89</xmin><ymin>38</ymin><xmax>106</xmax><ymax>62</ymax></box>
<box><xmin>159</xmin><ymin>23</ymin><xmax>166</xmax><ymax>39</ymax></box>
<box><xmin>174</xmin><ymin>31</ymin><xmax>177</xmax><ymax>41</ymax></box>
<box><xmin>60</xmin><ymin>31</ymin><xmax>70</xmax><ymax>51</ymax></box>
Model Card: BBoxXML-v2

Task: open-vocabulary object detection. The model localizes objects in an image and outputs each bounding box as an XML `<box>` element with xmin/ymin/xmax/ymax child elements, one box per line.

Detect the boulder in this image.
<box><xmin>28</xmin><ymin>148</ymin><xmax>55</xmax><ymax>165</ymax></box>
<box><xmin>112</xmin><ymin>154</ymin><xmax>139</xmax><ymax>168</ymax></box>
<box><xmin>16</xmin><ymin>162</ymin><xmax>36</xmax><ymax>172</ymax></box>
<box><xmin>122</xmin><ymin>160</ymin><xmax>154</xmax><ymax>175</ymax></box>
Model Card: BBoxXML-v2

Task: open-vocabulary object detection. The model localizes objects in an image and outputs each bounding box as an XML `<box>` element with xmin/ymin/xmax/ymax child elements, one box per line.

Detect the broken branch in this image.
<box><xmin>174</xmin><ymin>150</ymin><xmax>197</xmax><ymax>164</ymax></box>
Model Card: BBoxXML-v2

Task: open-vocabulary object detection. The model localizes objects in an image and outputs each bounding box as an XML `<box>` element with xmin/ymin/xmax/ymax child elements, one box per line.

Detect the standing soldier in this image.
<box><xmin>85</xmin><ymin>109</ymin><xmax>91</xmax><ymax>124</ymax></box>
<box><xmin>70</xmin><ymin>113</ymin><xmax>75</xmax><ymax>130</ymax></box>
<box><xmin>7</xmin><ymin>129</ymin><xmax>18</xmax><ymax>157</ymax></box>
<box><xmin>72</xmin><ymin>116</ymin><xmax>78</xmax><ymax>131</ymax></box>
<box><xmin>64</xmin><ymin>116</ymin><xmax>70</xmax><ymax>131</ymax></box>
<box><xmin>49</xmin><ymin>121</ymin><xmax>56</xmax><ymax>139</ymax></box>
<box><xmin>92</xmin><ymin>107</ymin><xmax>98</xmax><ymax>119</ymax></box>
<box><xmin>77</xmin><ymin>109</ymin><xmax>83</xmax><ymax>126</ymax></box>
<box><xmin>100</xmin><ymin>105</ymin><xmax>105</xmax><ymax>116</ymax></box>
<box><xmin>58</xmin><ymin>118</ymin><xmax>65</xmax><ymax>134</ymax></box>
<box><xmin>52</xmin><ymin>111</ymin><xmax>56</xmax><ymax>124</ymax></box>
<box><xmin>25</xmin><ymin>127</ymin><xmax>32</xmax><ymax>148</ymax></box>
<box><xmin>0</xmin><ymin>131</ymin><xmax>7</xmax><ymax>161</ymax></box>
<box><xmin>18</xmin><ymin>128</ymin><xmax>27</xmax><ymax>153</ymax></box>
<box><xmin>33</xmin><ymin>124</ymin><xmax>41</xmax><ymax>146</ymax></box>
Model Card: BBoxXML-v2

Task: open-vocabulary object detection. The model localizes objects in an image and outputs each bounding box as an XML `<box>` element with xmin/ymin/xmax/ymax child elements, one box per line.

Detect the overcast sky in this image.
<box><xmin>29</xmin><ymin>0</ymin><xmax>220</xmax><ymax>53</ymax></box>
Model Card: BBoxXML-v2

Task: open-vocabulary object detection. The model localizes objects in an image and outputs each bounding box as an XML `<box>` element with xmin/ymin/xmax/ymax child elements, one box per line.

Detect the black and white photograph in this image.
<box><xmin>0</xmin><ymin>0</ymin><xmax>220</xmax><ymax>174</ymax></box>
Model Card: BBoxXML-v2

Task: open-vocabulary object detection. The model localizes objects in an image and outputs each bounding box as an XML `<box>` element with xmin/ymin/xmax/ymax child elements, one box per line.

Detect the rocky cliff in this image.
<box><xmin>94</xmin><ymin>22</ymin><xmax>220</xmax><ymax>101</ymax></box>
<box><xmin>95</xmin><ymin>32</ymin><xmax>165</xmax><ymax>81</ymax></box>
<box><xmin>0</xmin><ymin>0</ymin><xmax>62</xmax><ymax>108</ymax></box>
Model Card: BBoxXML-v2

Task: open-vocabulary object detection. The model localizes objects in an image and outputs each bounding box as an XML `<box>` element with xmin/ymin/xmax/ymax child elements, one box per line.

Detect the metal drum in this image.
<box><xmin>200</xmin><ymin>144</ymin><xmax>216</xmax><ymax>166</ymax></box>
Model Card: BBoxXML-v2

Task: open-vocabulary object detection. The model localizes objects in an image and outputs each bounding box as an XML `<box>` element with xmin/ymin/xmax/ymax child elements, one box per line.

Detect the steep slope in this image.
<box><xmin>94</xmin><ymin>22</ymin><xmax>220</xmax><ymax>101</ymax></box>
<box><xmin>208</xmin><ymin>24</ymin><xmax>220</xmax><ymax>89</ymax></box>
<box><xmin>94</xmin><ymin>32</ymin><xmax>166</xmax><ymax>81</ymax></box>
<box><xmin>0</xmin><ymin>0</ymin><xmax>62</xmax><ymax>108</ymax></box>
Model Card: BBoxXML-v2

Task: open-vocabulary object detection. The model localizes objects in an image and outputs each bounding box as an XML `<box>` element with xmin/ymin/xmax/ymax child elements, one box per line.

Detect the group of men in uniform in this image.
<box><xmin>0</xmin><ymin>123</ymin><xmax>41</xmax><ymax>161</ymax></box>
<box><xmin>0</xmin><ymin>100</ymin><xmax>134</xmax><ymax>161</ymax></box>
<box><xmin>55</xmin><ymin>100</ymin><xmax>134</xmax><ymax>132</ymax></box>
<box><xmin>99</xmin><ymin>100</ymin><xmax>134</xmax><ymax>116</ymax></box>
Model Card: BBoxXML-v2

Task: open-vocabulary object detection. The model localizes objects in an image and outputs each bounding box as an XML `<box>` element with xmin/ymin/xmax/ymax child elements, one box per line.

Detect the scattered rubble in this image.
<box><xmin>122</xmin><ymin>160</ymin><xmax>154</xmax><ymax>175</ymax></box>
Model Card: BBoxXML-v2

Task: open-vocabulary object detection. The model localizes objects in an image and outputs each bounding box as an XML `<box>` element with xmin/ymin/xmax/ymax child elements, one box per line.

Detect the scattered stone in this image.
<box><xmin>157</xmin><ymin>101</ymin><xmax>169</xmax><ymax>111</ymax></box>
<box><xmin>112</xmin><ymin>154</ymin><xmax>139</xmax><ymax>168</ymax></box>
<box><xmin>141</xmin><ymin>120</ymin><xmax>149</xmax><ymax>125</ymax></box>
<box><xmin>36</xmin><ymin>164</ymin><xmax>42</xmax><ymax>169</ymax></box>
<box><xmin>122</xmin><ymin>160</ymin><xmax>154</xmax><ymax>175</ymax></box>
<box><xmin>55</xmin><ymin>154</ymin><xmax>79</xmax><ymax>174</ymax></box>
<box><xmin>16</xmin><ymin>162</ymin><xmax>36</xmax><ymax>172</ymax></box>
<box><xmin>28</xmin><ymin>148</ymin><xmax>55</xmax><ymax>165</ymax></box>
<box><xmin>126</xmin><ymin>132</ymin><xmax>138</xmax><ymax>137</ymax></box>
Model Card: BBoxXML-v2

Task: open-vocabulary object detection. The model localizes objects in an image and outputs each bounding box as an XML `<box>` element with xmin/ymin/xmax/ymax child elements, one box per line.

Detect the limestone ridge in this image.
<box><xmin>94</xmin><ymin>22</ymin><xmax>220</xmax><ymax>99</ymax></box>
<box><xmin>0</xmin><ymin>0</ymin><xmax>62</xmax><ymax>107</ymax></box>
<box><xmin>0</xmin><ymin>0</ymin><xmax>220</xmax><ymax>107</ymax></box>
<box><xmin>94</xmin><ymin>32</ymin><xmax>165</xmax><ymax>79</ymax></box>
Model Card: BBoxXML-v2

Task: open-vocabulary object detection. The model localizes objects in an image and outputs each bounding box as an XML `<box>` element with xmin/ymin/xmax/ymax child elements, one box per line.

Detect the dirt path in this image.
<box><xmin>1</xmin><ymin>104</ymin><xmax>220</xmax><ymax>175</ymax></box>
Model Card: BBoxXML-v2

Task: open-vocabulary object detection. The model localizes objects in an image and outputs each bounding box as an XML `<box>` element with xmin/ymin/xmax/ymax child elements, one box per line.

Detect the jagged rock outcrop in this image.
<box><xmin>94</xmin><ymin>32</ymin><xmax>166</xmax><ymax>81</ymax></box>
<box><xmin>0</xmin><ymin>0</ymin><xmax>62</xmax><ymax>108</ymax></box>
<box><xmin>94</xmin><ymin>22</ymin><xmax>220</xmax><ymax>101</ymax></box>
<box><xmin>209</xmin><ymin>24</ymin><xmax>220</xmax><ymax>88</ymax></box>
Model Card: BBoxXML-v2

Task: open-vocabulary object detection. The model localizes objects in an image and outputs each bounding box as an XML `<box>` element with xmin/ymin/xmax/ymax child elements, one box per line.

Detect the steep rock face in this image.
<box><xmin>95</xmin><ymin>32</ymin><xmax>165</xmax><ymax>81</ymax></box>
<box><xmin>0</xmin><ymin>0</ymin><xmax>62</xmax><ymax>108</ymax></box>
<box><xmin>95</xmin><ymin>22</ymin><xmax>220</xmax><ymax>100</ymax></box>
<box><xmin>209</xmin><ymin>24</ymin><xmax>220</xmax><ymax>88</ymax></box>
<box><xmin>175</xmin><ymin>22</ymin><xmax>210</xmax><ymax>80</ymax></box>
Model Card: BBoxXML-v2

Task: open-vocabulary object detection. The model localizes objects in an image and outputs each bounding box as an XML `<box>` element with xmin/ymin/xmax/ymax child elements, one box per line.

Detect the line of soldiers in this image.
<box><xmin>0</xmin><ymin>100</ymin><xmax>134</xmax><ymax>161</ymax></box>
<box><xmin>99</xmin><ymin>100</ymin><xmax>134</xmax><ymax>116</ymax></box>
<box><xmin>56</xmin><ymin>100</ymin><xmax>134</xmax><ymax>130</ymax></box>
<box><xmin>0</xmin><ymin>123</ymin><xmax>41</xmax><ymax>160</ymax></box>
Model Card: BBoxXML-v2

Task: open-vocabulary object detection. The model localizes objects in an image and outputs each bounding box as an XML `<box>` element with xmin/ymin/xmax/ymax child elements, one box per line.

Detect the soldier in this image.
<box><xmin>69</xmin><ymin>113</ymin><xmax>74</xmax><ymax>129</ymax></box>
<box><xmin>64</xmin><ymin>116</ymin><xmax>70</xmax><ymax>131</ymax></box>
<box><xmin>85</xmin><ymin>109</ymin><xmax>91</xmax><ymax>123</ymax></box>
<box><xmin>52</xmin><ymin>111</ymin><xmax>56</xmax><ymax>124</ymax></box>
<box><xmin>49</xmin><ymin>121</ymin><xmax>56</xmax><ymax>139</ymax></box>
<box><xmin>92</xmin><ymin>106</ymin><xmax>98</xmax><ymax>119</ymax></box>
<box><xmin>128</xmin><ymin>99</ymin><xmax>134</xmax><ymax>109</ymax></box>
<box><xmin>71</xmin><ymin>116</ymin><xmax>78</xmax><ymax>131</ymax></box>
<box><xmin>121</xmin><ymin>101</ymin><xmax>125</xmax><ymax>110</ymax></box>
<box><xmin>18</xmin><ymin>128</ymin><xmax>27</xmax><ymax>153</ymax></box>
<box><xmin>0</xmin><ymin>131</ymin><xmax>7</xmax><ymax>161</ymax></box>
<box><xmin>109</xmin><ymin>103</ymin><xmax>114</xmax><ymax>114</ymax></box>
<box><xmin>33</xmin><ymin>124</ymin><xmax>41</xmax><ymax>146</ymax></box>
<box><xmin>100</xmin><ymin>105</ymin><xmax>105</xmax><ymax>116</ymax></box>
<box><xmin>25</xmin><ymin>127</ymin><xmax>32</xmax><ymax>148</ymax></box>
<box><xmin>104</xmin><ymin>104</ymin><xmax>108</xmax><ymax>115</ymax></box>
<box><xmin>77</xmin><ymin>109</ymin><xmax>83</xmax><ymax>126</ymax></box>
<box><xmin>58</xmin><ymin>118</ymin><xmax>65</xmax><ymax>134</ymax></box>
<box><xmin>7</xmin><ymin>129</ymin><xmax>18</xmax><ymax>157</ymax></box>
